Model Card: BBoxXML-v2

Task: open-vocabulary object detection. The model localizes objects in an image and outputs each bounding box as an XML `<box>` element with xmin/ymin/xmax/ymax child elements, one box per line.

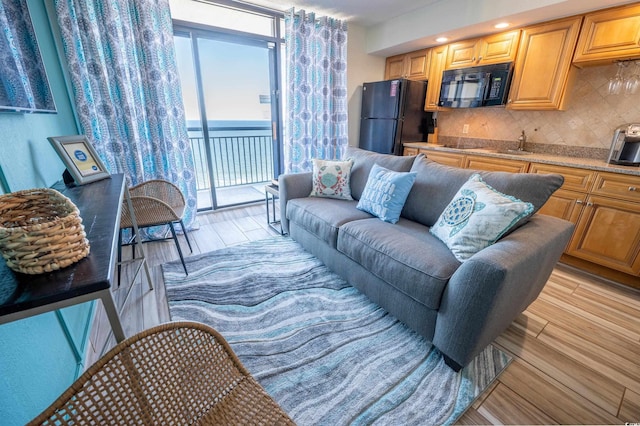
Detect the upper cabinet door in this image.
<box><xmin>385</xmin><ymin>54</ymin><xmax>406</xmax><ymax>80</ymax></box>
<box><xmin>384</xmin><ymin>49</ymin><xmax>430</xmax><ymax>80</ymax></box>
<box><xmin>478</xmin><ymin>30</ymin><xmax>521</xmax><ymax>65</ymax></box>
<box><xmin>507</xmin><ymin>16</ymin><xmax>582</xmax><ymax>111</ymax></box>
<box><xmin>405</xmin><ymin>49</ymin><xmax>431</xmax><ymax>80</ymax></box>
<box><xmin>425</xmin><ymin>44</ymin><xmax>448</xmax><ymax>111</ymax></box>
<box><xmin>445</xmin><ymin>39</ymin><xmax>479</xmax><ymax>69</ymax></box>
<box><xmin>573</xmin><ymin>3</ymin><xmax>640</xmax><ymax>65</ymax></box>
<box><xmin>445</xmin><ymin>31</ymin><xmax>520</xmax><ymax>69</ymax></box>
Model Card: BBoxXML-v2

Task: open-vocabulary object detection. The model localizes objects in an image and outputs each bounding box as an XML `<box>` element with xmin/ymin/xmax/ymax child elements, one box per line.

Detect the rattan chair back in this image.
<box><xmin>29</xmin><ymin>321</ymin><xmax>294</xmax><ymax>425</ymax></box>
<box><xmin>121</xmin><ymin>180</ymin><xmax>185</xmax><ymax>229</ymax></box>
<box><xmin>119</xmin><ymin>179</ymin><xmax>192</xmax><ymax>277</ymax></box>
<box><xmin>130</xmin><ymin>179</ymin><xmax>186</xmax><ymax>214</ymax></box>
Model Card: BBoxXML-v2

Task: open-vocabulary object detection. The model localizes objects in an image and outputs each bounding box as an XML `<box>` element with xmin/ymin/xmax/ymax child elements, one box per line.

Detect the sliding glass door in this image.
<box><xmin>174</xmin><ymin>25</ymin><xmax>282</xmax><ymax>210</ymax></box>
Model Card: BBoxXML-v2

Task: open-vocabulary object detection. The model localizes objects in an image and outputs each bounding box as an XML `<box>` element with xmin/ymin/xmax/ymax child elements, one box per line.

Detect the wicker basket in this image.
<box><xmin>0</xmin><ymin>188</ymin><xmax>90</xmax><ymax>274</ymax></box>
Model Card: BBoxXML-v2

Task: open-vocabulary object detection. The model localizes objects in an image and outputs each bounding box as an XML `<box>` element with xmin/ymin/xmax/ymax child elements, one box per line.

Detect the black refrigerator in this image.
<box><xmin>359</xmin><ymin>79</ymin><xmax>433</xmax><ymax>155</ymax></box>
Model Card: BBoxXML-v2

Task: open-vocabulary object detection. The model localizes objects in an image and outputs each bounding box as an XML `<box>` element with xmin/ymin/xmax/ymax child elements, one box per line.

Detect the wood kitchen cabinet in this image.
<box><xmin>402</xmin><ymin>148</ymin><xmax>465</xmax><ymax>167</ymax></box>
<box><xmin>529</xmin><ymin>162</ymin><xmax>596</xmax><ymax>192</ymax></box>
<box><xmin>403</xmin><ymin>147</ymin><xmax>419</xmax><ymax>156</ymax></box>
<box><xmin>385</xmin><ymin>55</ymin><xmax>406</xmax><ymax>80</ymax></box>
<box><xmin>423</xmin><ymin>151</ymin><xmax>465</xmax><ymax>167</ymax></box>
<box><xmin>591</xmin><ymin>171</ymin><xmax>640</xmax><ymax>203</ymax></box>
<box><xmin>404</xmin><ymin>150</ymin><xmax>640</xmax><ymax>284</ymax></box>
<box><xmin>529</xmin><ymin>163</ymin><xmax>594</xmax><ymax>223</ymax></box>
<box><xmin>507</xmin><ymin>16</ymin><xmax>582</xmax><ymax>110</ymax></box>
<box><xmin>573</xmin><ymin>3</ymin><xmax>640</xmax><ymax>65</ymax></box>
<box><xmin>531</xmin><ymin>164</ymin><xmax>640</xmax><ymax>282</ymax></box>
<box><xmin>424</xmin><ymin>44</ymin><xmax>448</xmax><ymax>111</ymax></box>
<box><xmin>445</xmin><ymin>30</ymin><xmax>520</xmax><ymax>69</ymax></box>
<box><xmin>463</xmin><ymin>155</ymin><xmax>529</xmax><ymax>173</ymax></box>
<box><xmin>567</xmin><ymin>193</ymin><xmax>640</xmax><ymax>276</ymax></box>
<box><xmin>537</xmin><ymin>188</ymin><xmax>587</xmax><ymax>223</ymax></box>
<box><xmin>385</xmin><ymin>49</ymin><xmax>430</xmax><ymax>80</ymax></box>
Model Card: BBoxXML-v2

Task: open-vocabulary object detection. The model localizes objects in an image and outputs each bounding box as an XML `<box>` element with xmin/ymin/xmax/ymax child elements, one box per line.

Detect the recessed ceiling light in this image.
<box><xmin>435</xmin><ymin>37</ymin><xmax>448</xmax><ymax>43</ymax></box>
<box><xmin>494</xmin><ymin>22</ymin><xmax>510</xmax><ymax>29</ymax></box>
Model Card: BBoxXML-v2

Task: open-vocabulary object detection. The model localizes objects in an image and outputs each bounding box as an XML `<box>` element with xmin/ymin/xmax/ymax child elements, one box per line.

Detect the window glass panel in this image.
<box><xmin>173</xmin><ymin>35</ymin><xmax>199</xmax><ymax>122</ymax></box>
<box><xmin>279</xmin><ymin>16</ymin><xmax>285</xmax><ymax>39</ymax></box>
<box><xmin>169</xmin><ymin>0</ymin><xmax>274</xmax><ymax>37</ymax></box>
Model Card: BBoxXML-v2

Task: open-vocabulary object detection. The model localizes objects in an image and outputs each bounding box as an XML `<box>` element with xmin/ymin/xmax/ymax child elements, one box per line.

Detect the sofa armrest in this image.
<box><xmin>278</xmin><ymin>172</ymin><xmax>313</xmax><ymax>234</ymax></box>
<box><xmin>433</xmin><ymin>214</ymin><xmax>574</xmax><ymax>369</ymax></box>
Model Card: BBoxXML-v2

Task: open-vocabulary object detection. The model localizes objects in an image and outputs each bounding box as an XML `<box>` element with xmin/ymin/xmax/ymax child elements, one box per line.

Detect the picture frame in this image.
<box><xmin>48</xmin><ymin>135</ymin><xmax>111</xmax><ymax>185</ymax></box>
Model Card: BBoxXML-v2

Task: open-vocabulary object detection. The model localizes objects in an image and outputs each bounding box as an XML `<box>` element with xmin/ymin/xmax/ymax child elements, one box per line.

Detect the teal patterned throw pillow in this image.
<box><xmin>430</xmin><ymin>174</ymin><xmax>534</xmax><ymax>262</ymax></box>
<box><xmin>356</xmin><ymin>164</ymin><xmax>417</xmax><ymax>223</ymax></box>
<box><xmin>310</xmin><ymin>158</ymin><xmax>354</xmax><ymax>200</ymax></box>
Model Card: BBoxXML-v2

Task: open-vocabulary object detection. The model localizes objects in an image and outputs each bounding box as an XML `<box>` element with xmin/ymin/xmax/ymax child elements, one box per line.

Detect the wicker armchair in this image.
<box><xmin>119</xmin><ymin>179</ymin><xmax>192</xmax><ymax>280</ymax></box>
<box><xmin>29</xmin><ymin>321</ymin><xmax>294</xmax><ymax>425</ymax></box>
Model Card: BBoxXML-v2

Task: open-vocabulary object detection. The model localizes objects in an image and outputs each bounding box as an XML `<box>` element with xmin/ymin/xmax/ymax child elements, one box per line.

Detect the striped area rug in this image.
<box><xmin>163</xmin><ymin>237</ymin><xmax>511</xmax><ymax>425</ymax></box>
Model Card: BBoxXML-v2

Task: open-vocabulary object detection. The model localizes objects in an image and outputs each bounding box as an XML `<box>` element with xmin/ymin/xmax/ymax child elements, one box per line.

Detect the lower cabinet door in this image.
<box><xmin>538</xmin><ymin>188</ymin><xmax>585</xmax><ymax>223</ymax></box>
<box><xmin>567</xmin><ymin>195</ymin><xmax>640</xmax><ymax>276</ymax></box>
<box><xmin>423</xmin><ymin>151</ymin><xmax>465</xmax><ymax>167</ymax></box>
<box><xmin>464</xmin><ymin>155</ymin><xmax>529</xmax><ymax>173</ymax></box>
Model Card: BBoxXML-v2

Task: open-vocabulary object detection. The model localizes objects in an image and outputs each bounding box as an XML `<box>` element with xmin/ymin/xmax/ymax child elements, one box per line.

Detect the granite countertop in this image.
<box><xmin>403</xmin><ymin>141</ymin><xmax>640</xmax><ymax>177</ymax></box>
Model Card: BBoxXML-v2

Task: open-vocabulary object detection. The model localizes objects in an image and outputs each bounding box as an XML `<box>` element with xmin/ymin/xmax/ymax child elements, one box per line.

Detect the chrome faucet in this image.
<box><xmin>517</xmin><ymin>130</ymin><xmax>527</xmax><ymax>151</ymax></box>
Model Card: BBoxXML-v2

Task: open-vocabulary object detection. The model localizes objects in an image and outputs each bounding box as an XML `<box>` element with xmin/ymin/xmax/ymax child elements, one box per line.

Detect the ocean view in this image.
<box><xmin>185</xmin><ymin>119</ymin><xmax>274</xmax><ymax>195</ymax></box>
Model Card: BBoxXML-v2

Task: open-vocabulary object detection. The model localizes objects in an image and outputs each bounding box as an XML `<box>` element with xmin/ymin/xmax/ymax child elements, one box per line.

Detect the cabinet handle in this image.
<box><xmin>478</xmin><ymin>56</ymin><xmax>483</xmax><ymax>61</ymax></box>
<box><xmin>629</xmin><ymin>186</ymin><xmax>637</xmax><ymax>191</ymax></box>
<box><xmin>472</xmin><ymin>57</ymin><xmax>476</xmax><ymax>62</ymax></box>
<box><xmin>575</xmin><ymin>200</ymin><xmax>583</xmax><ymax>204</ymax></box>
<box><xmin>586</xmin><ymin>202</ymin><xmax>594</xmax><ymax>207</ymax></box>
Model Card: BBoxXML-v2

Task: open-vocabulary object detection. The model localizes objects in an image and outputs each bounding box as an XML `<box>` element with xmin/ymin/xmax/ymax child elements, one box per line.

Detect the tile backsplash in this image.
<box><xmin>437</xmin><ymin>63</ymin><xmax>640</xmax><ymax>152</ymax></box>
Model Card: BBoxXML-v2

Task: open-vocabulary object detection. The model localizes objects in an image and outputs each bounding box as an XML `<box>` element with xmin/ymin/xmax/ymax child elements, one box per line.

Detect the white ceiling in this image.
<box><xmin>240</xmin><ymin>0</ymin><xmax>639</xmax><ymax>55</ymax></box>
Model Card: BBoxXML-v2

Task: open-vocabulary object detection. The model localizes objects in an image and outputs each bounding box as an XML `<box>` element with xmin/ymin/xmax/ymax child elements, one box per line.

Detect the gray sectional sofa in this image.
<box><xmin>279</xmin><ymin>147</ymin><xmax>574</xmax><ymax>371</ymax></box>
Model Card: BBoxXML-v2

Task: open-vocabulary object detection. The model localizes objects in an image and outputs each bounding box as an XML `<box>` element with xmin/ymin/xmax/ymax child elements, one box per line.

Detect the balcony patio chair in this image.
<box><xmin>118</xmin><ymin>179</ymin><xmax>192</xmax><ymax>284</ymax></box>
<box><xmin>29</xmin><ymin>321</ymin><xmax>294</xmax><ymax>425</ymax></box>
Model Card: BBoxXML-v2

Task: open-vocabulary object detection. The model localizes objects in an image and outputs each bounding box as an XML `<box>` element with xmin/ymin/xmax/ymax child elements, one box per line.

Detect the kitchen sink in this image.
<box><xmin>443</xmin><ymin>145</ymin><xmax>482</xmax><ymax>149</ymax></box>
<box><xmin>444</xmin><ymin>146</ymin><xmax>500</xmax><ymax>153</ymax></box>
<box><xmin>497</xmin><ymin>149</ymin><xmax>533</xmax><ymax>155</ymax></box>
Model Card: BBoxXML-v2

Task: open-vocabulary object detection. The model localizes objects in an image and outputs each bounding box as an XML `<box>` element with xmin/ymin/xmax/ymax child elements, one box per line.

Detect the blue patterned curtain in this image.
<box><xmin>284</xmin><ymin>10</ymin><xmax>348</xmax><ymax>173</ymax></box>
<box><xmin>54</xmin><ymin>0</ymin><xmax>197</xmax><ymax>228</ymax></box>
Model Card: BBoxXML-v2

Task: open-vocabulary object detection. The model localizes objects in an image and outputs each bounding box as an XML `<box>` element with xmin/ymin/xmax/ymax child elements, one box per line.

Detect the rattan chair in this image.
<box><xmin>118</xmin><ymin>179</ymin><xmax>192</xmax><ymax>282</ymax></box>
<box><xmin>29</xmin><ymin>321</ymin><xmax>295</xmax><ymax>425</ymax></box>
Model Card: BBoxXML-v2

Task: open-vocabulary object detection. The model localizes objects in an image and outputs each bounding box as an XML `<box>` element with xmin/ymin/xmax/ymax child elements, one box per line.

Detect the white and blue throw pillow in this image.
<box><xmin>430</xmin><ymin>173</ymin><xmax>534</xmax><ymax>262</ymax></box>
<box><xmin>356</xmin><ymin>163</ymin><xmax>417</xmax><ymax>223</ymax></box>
<box><xmin>309</xmin><ymin>158</ymin><xmax>354</xmax><ymax>200</ymax></box>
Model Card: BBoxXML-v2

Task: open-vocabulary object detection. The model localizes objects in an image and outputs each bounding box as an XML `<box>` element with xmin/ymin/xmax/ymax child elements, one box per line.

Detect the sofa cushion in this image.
<box><xmin>402</xmin><ymin>156</ymin><xmax>564</xmax><ymax>228</ymax></box>
<box><xmin>310</xmin><ymin>158</ymin><xmax>354</xmax><ymax>200</ymax></box>
<box><xmin>430</xmin><ymin>174</ymin><xmax>534</xmax><ymax>262</ymax></box>
<box><xmin>356</xmin><ymin>164</ymin><xmax>417</xmax><ymax>223</ymax></box>
<box><xmin>337</xmin><ymin>218</ymin><xmax>460</xmax><ymax>310</ymax></box>
<box><xmin>286</xmin><ymin>197</ymin><xmax>372</xmax><ymax>248</ymax></box>
<box><xmin>345</xmin><ymin>147</ymin><xmax>416</xmax><ymax>200</ymax></box>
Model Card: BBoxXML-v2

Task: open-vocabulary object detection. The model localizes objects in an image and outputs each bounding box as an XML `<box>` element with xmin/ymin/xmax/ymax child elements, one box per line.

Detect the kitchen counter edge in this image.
<box><xmin>403</xmin><ymin>142</ymin><xmax>640</xmax><ymax>177</ymax></box>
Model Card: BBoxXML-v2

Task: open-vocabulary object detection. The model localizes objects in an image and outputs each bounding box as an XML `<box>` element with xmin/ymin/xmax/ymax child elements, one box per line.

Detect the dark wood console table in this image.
<box><xmin>0</xmin><ymin>174</ymin><xmax>130</xmax><ymax>343</ymax></box>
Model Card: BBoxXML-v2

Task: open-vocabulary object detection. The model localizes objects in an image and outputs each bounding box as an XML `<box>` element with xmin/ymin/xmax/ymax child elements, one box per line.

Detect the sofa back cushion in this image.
<box><xmin>345</xmin><ymin>147</ymin><xmax>416</xmax><ymax>200</ymax></box>
<box><xmin>402</xmin><ymin>156</ymin><xmax>564</xmax><ymax>228</ymax></box>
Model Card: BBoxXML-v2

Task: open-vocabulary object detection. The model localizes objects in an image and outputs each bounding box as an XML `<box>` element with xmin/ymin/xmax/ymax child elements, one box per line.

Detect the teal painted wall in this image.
<box><xmin>0</xmin><ymin>0</ymin><xmax>75</xmax><ymax>192</ymax></box>
<box><xmin>0</xmin><ymin>1</ymin><xmax>96</xmax><ymax>424</ymax></box>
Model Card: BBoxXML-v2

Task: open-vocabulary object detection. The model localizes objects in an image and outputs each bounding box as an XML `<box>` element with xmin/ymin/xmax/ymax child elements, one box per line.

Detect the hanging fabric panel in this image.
<box><xmin>284</xmin><ymin>9</ymin><xmax>348</xmax><ymax>173</ymax></box>
<box><xmin>54</xmin><ymin>0</ymin><xmax>197</xmax><ymax>228</ymax></box>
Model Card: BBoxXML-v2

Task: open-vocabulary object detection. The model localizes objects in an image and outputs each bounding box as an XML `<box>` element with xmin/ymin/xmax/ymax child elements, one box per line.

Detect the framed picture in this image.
<box><xmin>48</xmin><ymin>135</ymin><xmax>111</xmax><ymax>185</ymax></box>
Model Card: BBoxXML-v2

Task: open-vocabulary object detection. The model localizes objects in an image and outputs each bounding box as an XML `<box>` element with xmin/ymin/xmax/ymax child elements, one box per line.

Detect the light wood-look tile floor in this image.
<box><xmin>87</xmin><ymin>203</ymin><xmax>640</xmax><ymax>425</ymax></box>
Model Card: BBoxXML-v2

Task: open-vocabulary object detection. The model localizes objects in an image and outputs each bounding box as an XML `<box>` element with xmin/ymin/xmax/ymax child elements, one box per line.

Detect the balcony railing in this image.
<box><xmin>188</xmin><ymin>124</ymin><xmax>274</xmax><ymax>192</ymax></box>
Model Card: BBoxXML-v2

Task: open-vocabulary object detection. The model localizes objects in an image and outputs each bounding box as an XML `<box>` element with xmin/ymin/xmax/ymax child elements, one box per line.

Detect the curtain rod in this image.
<box><xmin>286</xmin><ymin>8</ymin><xmax>348</xmax><ymax>28</ymax></box>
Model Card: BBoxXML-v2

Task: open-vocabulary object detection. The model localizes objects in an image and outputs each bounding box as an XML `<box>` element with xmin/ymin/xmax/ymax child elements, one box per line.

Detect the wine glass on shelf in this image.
<box><xmin>608</xmin><ymin>61</ymin><xmax>625</xmax><ymax>95</ymax></box>
<box><xmin>625</xmin><ymin>61</ymin><xmax>640</xmax><ymax>95</ymax></box>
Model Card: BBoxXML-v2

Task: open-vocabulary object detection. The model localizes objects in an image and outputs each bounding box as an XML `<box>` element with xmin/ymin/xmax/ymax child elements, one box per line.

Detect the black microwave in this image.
<box><xmin>439</xmin><ymin>62</ymin><xmax>514</xmax><ymax>108</ymax></box>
